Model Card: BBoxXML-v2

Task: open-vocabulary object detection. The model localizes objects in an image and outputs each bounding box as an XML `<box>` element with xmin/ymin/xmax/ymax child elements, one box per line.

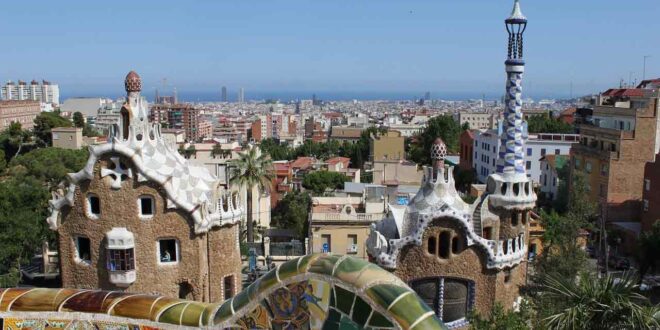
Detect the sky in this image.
<box><xmin>1</xmin><ymin>0</ymin><xmax>659</xmax><ymax>100</ymax></box>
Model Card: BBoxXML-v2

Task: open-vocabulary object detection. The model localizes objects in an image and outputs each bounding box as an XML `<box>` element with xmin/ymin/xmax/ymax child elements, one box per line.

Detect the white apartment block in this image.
<box><xmin>1</xmin><ymin>80</ymin><xmax>60</xmax><ymax>105</ymax></box>
<box><xmin>454</xmin><ymin>112</ymin><xmax>497</xmax><ymax>130</ymax></box>
<box><xmin>472</xmin><ymin>129</ymin><xmax>578</xmax><ymax>184</ymax></box>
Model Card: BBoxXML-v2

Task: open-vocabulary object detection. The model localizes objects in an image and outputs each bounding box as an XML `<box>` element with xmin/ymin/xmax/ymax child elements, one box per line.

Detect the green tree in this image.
<box><xmin>0</xmin><ymin>176</ymin><xmax>52</xmax><ymax>275</ymax></box>
<box><xmin>271</xmin><ymin>191</ymin><xmax>312</xmax><ymax>238</ymax></box>
<box><xmin>408</xmin><ymin>115</ymin><xmax>462</xmax><ymax>165</ymax></box>
<box><xmin>635</xmin><ymin>222</ymin><xmax>660</xmax><ymax>284</ymax></box>
<box><xmin>538</xmin><ymin>272</ymin><xmax>659</xmax><ymax>329</ymax></box>
<box><xmin>527</xmin><ymin>113</ymin><xmax>573</xmax><ymax>134</ymax></box>
<box><xmin>230</xmin><ymin>147</ymin><xmax>273</xmax><ymax>243</ymax></box>
<box><xmin>211</xmin><ymin>143</ymin><xmax>224</xmax><ymax>158</ymax></box>
<box><xmin>468</xmin><ymin>302</ymin><xmax>532</xmax><ymax>330</ymax></box>
<box><xmin>0</xmin><ymin>122</ymin><xmax>33</xmax><ymax>160</ymax></box>
<box><xmin>72</xmin><ymin>112</ymin><xmax>85</xmax><ymax>128</ymax></box>
<box><xmin>260</xmin><ymin>138</ymin><xmax>292</xmax><ymax>160</ymax></box>
<box><xmin>535</xmin><ymin>210</ymin><xmax>588</xmax><ymax>280</ymax></box>
<box><xmin>33</xmin><ymin>112</ymin><xmax>72</xmax><ymax>146</ymax></box>
<box><xmin>9</xmin><ymin>147</ymin><xmax>89</xmax><ymax>184</ymax></box>
<box><xmin>302</xmin><ymin>170</ymin><xmax>348</xmax><ymax>196</ymax></box>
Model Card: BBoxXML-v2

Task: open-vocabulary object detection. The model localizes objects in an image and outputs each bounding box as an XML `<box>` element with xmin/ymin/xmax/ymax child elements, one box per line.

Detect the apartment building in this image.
<box><xmin>571</xmin><ymin>82</ymin><xmax>660</xmax><ymax>224</ymax></box>
<box><xmin>0</xmin><ymin>100</ymin><xmax>41</xmax><ymax>130</ymax></box>
<box><xmin>309</xmin><ymin>185</ymin><xmax>387</xmax><ymax>260</ymax></box>
<box><xmin>369</xmin><ymin>130</ymin><xmax>405</xmax><ymax>162</ymax></box>
<box><xmin>454</xmin><ymin>112</ymin><xmax>497</xmax><ymax>130</ymax></box>
<box><xmin>473</xmin><ymin>128</ymin><xmax>578</xmax><ymax>184</ymax></box>
<box><xmin>1</xmin><ymin>80</ymin><xmax>60</xmax><ymax>105</ymax></box>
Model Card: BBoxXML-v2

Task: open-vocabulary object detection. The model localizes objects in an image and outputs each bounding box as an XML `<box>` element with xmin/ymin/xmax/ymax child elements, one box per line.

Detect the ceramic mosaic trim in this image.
<box><xmin>0</xmin><ymin>254</ymin><xmax>447</xmax><ymax>330</ymax></box>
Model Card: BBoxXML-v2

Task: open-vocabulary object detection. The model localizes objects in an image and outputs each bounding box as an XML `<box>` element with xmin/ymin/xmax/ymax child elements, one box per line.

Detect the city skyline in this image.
<box><xmin>1</xmin><ymin>0</ymin><xmax>659</xmax><ymax>100</ymax></box>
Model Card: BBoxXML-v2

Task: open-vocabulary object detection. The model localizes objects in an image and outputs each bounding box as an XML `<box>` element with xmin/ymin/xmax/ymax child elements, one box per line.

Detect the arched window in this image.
<box><xmin>410</xmin><ymin>277</ymin><xmax>473</xmax><ymax>326</ymax></box>
<box><xmin>439</xmin><ymin>232</ymin><xmax>451</xmax><ymax>259</ymax></box>
<box><xmin>427</xmin><ymin>236</ymin><xmax>437</xmax><ymax>255</ymax></box>
<box><xmin>451</xmin><ymin>235</ymin><xmax>462</xmax><ymax>254</ymax></box>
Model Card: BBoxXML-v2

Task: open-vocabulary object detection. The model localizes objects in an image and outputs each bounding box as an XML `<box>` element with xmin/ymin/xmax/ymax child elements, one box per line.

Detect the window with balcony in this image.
<box><xmin>158</xmin><ymin>239</ymin><xmax>179</xmax><ymax>264</ymax></box>
<box><xmin>107</xmin><ymin>248</ymin><xmax>135</xmax><ymax>271</ymax></box>
<box><xmin>541</xmin><ymin>148</ymin><xmax>546</xmax><ymax>156</ymax></box>
<box><xmin>75</xmin><ymin>236</ymin><xmax>91</xmax><ymax>264</ymax></box>
<box><xmin>644</xmin><ymin>200</ymin><xmax>649</xmax><ymax>212</ymax></box>
<box><xmin>585</xmin><ymin>161</ymin><xmax>592</xmax><ymax>173</ymax></box>
<box><xmin>601</xmin><ymin>164</ymin><xmax>609</xmax><ymax>176</ymax></box>
<box><xmin>645</xmin><ymin>179</ymin><xmax>651</xmax><ymax>191</ymax></box>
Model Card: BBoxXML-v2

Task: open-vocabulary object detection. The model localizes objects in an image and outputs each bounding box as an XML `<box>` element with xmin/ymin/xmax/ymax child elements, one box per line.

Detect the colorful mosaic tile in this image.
<box><xmin>0</xmin><ymin>254</ymin><xmax>447</xmax><ymax>330</ymax></box>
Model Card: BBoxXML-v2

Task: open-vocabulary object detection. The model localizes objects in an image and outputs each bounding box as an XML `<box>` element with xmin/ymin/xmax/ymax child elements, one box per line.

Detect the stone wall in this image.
<box><xmin>57</xmin><ymin>155</ymin><xmax>240</xmax><ymax>302</ymax></box>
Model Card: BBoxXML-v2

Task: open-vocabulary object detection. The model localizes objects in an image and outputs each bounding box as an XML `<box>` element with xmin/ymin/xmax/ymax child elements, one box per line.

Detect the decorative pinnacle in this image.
<box><xmin>431</xmin><ymin>138</ymin><xmax>447</xmax><ymax>169</ymax></box>
<box><xmin>507</xmin><ymin>0</ymin><xmax>527</xmax><ymax>22</ymax></box>
<box><xmin>124</xmin><ymin>71</ymin><xmax>142</xmax><ymax>93</ymax></box>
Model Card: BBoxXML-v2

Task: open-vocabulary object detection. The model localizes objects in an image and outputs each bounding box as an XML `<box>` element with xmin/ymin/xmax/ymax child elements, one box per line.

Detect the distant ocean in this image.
<box><xmin>60</xmin><ymin>90</ymin><xmax>571</xmax><ymax>103</ymax></box>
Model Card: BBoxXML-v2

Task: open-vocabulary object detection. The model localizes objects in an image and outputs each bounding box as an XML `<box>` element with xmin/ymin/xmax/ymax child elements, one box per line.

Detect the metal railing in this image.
<box><xmin>270</xmin><ymin>242</ymin><xmax>305</xmax><ymax>256</ymax></box>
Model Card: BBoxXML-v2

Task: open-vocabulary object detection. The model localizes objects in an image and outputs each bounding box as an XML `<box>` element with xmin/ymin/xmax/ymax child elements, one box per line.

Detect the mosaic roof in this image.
<box><xmin>0</xmin><ymin>254</ymin><xmax>446</xmax><ymax>330</ymax></box>
<box><xmin>46</xmin><ymin>72</ymin><xmax>242</xmax><ymax>234</ymax></box>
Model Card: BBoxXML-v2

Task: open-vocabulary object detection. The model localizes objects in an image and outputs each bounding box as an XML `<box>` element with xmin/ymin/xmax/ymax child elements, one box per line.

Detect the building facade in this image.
<box><xmin>0</xmin><ymin>100</ymin><xmax>41</xmax><ymax>130</ymax></box>
<box><xmin>538</xmin><ymin>155</ymin><xmax>567</xmax><ymax>202</ymax></box>
<box><xmin>367</xmin><ymin>2</ymin><xmax>535</xmax><ymax>327</ymax></box>
<box><xmin>1</xmin><ymin>80</ymin><xmax>60</xmax><ymax>105</ymax></box>
<box><xmin>571</xmin><ymin>83</ymin><xmax>660</xmax><ymax>224</ymax></box>
<box><xmin>473</xmin><ymin>130</ymin><xmax>578</xmax><ymax>184</ymax></box>
<box><xmin>46</xmin><ymin>72</ymin><xmax>243</xmax><ymax>302</ymax></box>
<box><xmin>52</xmin><ymin>127</ymin><xmax>84</xmax><ymax>149</ymax></box>
<box><xmin>454</xmin><ymin>112</ymin><xmax>497</xmax><ymax>130</ymax></box>
<box><xmin>370</xmin><ymin>130</ymin><xmax>405</xmax><ymax>162</ymax></box>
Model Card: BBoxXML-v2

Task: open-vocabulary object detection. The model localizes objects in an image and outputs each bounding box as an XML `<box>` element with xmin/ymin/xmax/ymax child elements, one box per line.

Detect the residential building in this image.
<box><xmin>250</xmin><ymin>114</ymin><xmax>272</xmax><ymax>142</ymax></box>
<box><xmin>371</xmin><ymin>160</ymin><xmax>423</xmax><ymax>186</ymax></box>
<box><xmin>149</xmin><ymin>103</ymin><xmax>210</xmax><ymax>141</ymax></box>
<box><xmin>368</xmin><ymin>3</ymin><xmax>536</xmax><ymax>326</ymax></box>
<box><xmin>329</xmin><ymin>126</ymin><xmax>364</xmax><ymax>144</ymax></box>
<box><xmin>326</xmin><ymin>157</ymin><xmax>361</xmax><ymax>183</ymax></box>
<box><xmin>309</xmin><ymin>185</ymin><xmax>387</xmax><ymax>259</ymax></box>
<box><xmin>642</xmin><ymin>154</ymin><xmax>660</xmax><ymax>233</ymax></box>
<box><xmin>0</xmin><ymin>100</ymin><xmax>41</xmax><ymax>130</ymax></box>
<box><xmin>454</xmin><ymin>112</ymin><xmax>497</xmax><ymax>129</ymax></box>
<box><xmin>370</xmin><ymin>130</ymin><xmax>405</xmax><ymax>162</ymax></box>
<box><xmin>51</xmin><ymin>127</ymin><xmax>84</xmax><ymax>149</ymax></box>
<box><xmin>538</xmin><ymin>155</ymin><xmax>568</xmax><ymax>202</ymax></box>
<box><xmin>61</xmin><ymin>97</ymin><xmax>111</xmax><ymax>117</ymax></box>
<box><xmin>570</xmin><ymin>82</ymin><xmax>660</xmax><ymax>225</ymax></box>
<box><xmin>94</xmin><ymin>100</ymin><xmax>123</xmax><ymax>133</ymax></box>
<box><xmin>45</xmin><ymin>71</ymin><xmax>243</xmax><ymax>302</ymax></box>
<box><xmin>473</xmin><ymin>129</ymin><xmax>578</xmax><ymax>184</ymax></box>
<box><xmin>459</xmin><ymin>129</ymin><xmax>478</xmax><ymax>171</ymax></box>
<box><xmin>2</xmin><ymin>80</ymin><xmax>60</xmax><ymax>105</ymax></box>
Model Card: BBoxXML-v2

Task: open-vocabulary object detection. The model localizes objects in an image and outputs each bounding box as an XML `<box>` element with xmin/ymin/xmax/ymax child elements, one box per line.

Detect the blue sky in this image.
<box><xmin>1</xmin><ymin>0</ymin><xmax>659</xmax><ymax>99</ymax></box>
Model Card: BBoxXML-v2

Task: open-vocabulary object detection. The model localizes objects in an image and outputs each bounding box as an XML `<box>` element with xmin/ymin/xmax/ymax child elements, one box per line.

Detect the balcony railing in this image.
<box><xmin>572</xmin><ymin>143</ymin><xmax>619</xmax><ymax>160</ymax></box>
<box><xmin>311</xmin><ymin>212</ymin><xmax>386</xmax><ymax>222</ymax></box>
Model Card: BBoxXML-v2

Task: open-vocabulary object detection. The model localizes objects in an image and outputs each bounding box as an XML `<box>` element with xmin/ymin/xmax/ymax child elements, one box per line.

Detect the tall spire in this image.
<box><xmin>497</xmin><ymin>0</ymin><xmax>528</xmax><ymax>179</ymax></box>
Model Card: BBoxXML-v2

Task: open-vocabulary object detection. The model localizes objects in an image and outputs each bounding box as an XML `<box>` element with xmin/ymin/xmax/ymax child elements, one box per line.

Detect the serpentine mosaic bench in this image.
<box><xmin>0</xmin><ymin>254</ymin><xmax>446</xmax><ymax>329</ymax></box>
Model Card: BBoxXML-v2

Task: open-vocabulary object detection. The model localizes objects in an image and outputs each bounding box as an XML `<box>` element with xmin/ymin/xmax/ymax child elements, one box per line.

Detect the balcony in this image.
<box><xmin>310</xmin><ymin>212</ymin><xmax>386</xmax><ymax>223</ymax></box>
<box><xmin>578</xmin><ymin>124</ymin><xmax>634</xmax><ymax>140</ymax></box>
<box><xmin>108</xmin><ymin>270</ymin><xmax>136</xmax><ymax>287</ymax></box>
<box><xmin>572</xmin><ymin>143</ymin><xmax>619</xmax><ymax>160</ymax></box>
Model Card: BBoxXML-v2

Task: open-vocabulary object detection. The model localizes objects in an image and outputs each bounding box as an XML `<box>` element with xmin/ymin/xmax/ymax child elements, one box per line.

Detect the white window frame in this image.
<box><xmin>74</xmin><ymin>236</ymin><xmax>91</xmax><ymax>265</ymax></box>
<box><xmin>86</xmin><ymin>194</ymin><xmax>101</xmax><ymax>219</ymax></box>
<box><xmin>138</xmin><ymin>195</ymin><xmax>155</xmax><ymax>219</ymax></box>
<box><xmin>157</xmin><ymin>238</ymin><xmax>180</xmax><ymax>265</ymax></box>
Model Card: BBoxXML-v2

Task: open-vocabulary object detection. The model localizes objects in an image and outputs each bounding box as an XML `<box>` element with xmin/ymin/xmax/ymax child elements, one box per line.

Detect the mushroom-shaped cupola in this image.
<box><xmin>431</xmin><ymin>137</ymin><xmax>447</xmax><ymax>170</ymax></box>
<box><xmin>124</xmin><ymin>70</ymin><xmax>142</xmax><ymax>93</ymax></box>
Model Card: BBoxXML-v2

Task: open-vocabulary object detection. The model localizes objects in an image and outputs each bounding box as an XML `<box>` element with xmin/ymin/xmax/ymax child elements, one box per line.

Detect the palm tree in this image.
<box><xmin>540</xmin><ymin>272</ymin><xmax>659</xmax><ymax>329</ymax></box>
<box><xmin>230</xmin><ymin>146</ymin><xmax>273</xmax><ymax>243</ymax></box>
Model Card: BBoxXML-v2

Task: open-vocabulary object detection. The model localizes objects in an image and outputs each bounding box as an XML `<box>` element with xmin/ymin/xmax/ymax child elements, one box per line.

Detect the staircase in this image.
<box><xmin>472</xmin><ymin>198</ymin><xmax>484</xmax><ymax>236</ymax></box>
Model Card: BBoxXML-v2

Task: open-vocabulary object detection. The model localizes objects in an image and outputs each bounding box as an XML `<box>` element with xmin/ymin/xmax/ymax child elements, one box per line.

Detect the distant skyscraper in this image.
<box><xmin>238</xmin><ymin>88</ymin><xmax>245</xmax><ymax>103</ymax></box>
<box><xmin>424</xmin><ymin>91</ymin><xmax>431</xmax><ymax>100</ymax></box>
<box><xmin>221</xmin><ymin>86</ymin><xmax>227</xmax><ymax>102</ymax></box>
